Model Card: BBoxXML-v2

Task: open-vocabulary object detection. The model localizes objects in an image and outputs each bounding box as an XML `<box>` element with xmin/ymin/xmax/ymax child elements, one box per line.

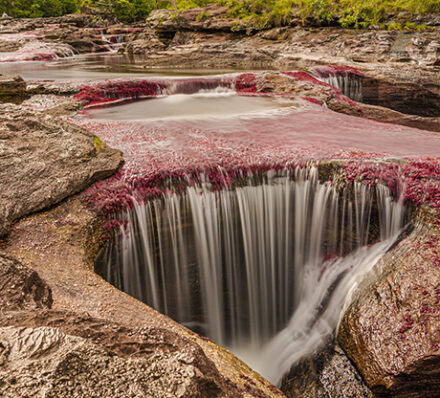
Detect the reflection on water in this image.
<box><xmin>0</xmin><ymin>53</ymin><xmax>241</xmax><ymax>81</ymax></box>
<box><xmin>79</xmin><ymin>89</ymin><xmax>294</xmax><ymax>121</ymax></box>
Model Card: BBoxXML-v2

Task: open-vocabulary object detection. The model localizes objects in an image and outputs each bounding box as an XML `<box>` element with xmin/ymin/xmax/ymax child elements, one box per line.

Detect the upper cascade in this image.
<box><xmin>310</xmin><ymin>65</ymin><xmax>364</xmax><ymax>103</ymax></box>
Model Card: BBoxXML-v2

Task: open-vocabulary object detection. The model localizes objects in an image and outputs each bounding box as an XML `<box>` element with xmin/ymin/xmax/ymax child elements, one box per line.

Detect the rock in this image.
<box><xmin>0</xmin><ymin>14</ymin><xmax>107</xmax><ymax>34</ymax></box>
<box><xmin>328</xmin><ymin>97</ymin><xmax>440</xmax><ymax>132</ymax></box>
<box><xmin>117</xmin><ymin>27</ymin><xmax>440</xmax><ymax>122</ymax></box>
<box><xmin>0</xmin><ymin>75</ymin><xmax>26</xmax><ymax>103</ymax></box>
<box><xmin>281</xmin><ymin>341</ymin><xmax>373</xmax><ymax>397</ymax></box>
<box><xmin>121</xmin><ymin>27</ymin><xmax>166</xmax><ymax>54</ymax></box>
<box><xmin>0</xmin><ymin>104</ymin><xmax>122</xmax><ymax>237</ymax></box>
<box><xmin>0</xmin><ymin>254</ymin><xmax>52</xmax><ymax>311</ymax></box>
<box><xmin>147</xmin><ymin>5</ymin><xmax>245</xmax><ymax>35</ymax></box>
<box><xmin>338</xmin><ymin>213</ymin><xmax>440</xmax><ymax>397</ymax></box>
<box><xmin>0</xmin><ymin>321</ymin><xmax>239</xmax><ymax>397</ymax></box>
<box><xmin>0</xmin><ymin>256</ymin><xmax>243</xmax><ymax>397</ymax></box>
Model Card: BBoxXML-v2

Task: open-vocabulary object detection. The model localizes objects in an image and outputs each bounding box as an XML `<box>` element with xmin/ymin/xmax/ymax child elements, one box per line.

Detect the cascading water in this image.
<box><xmin>311</xmin><ymin>66</ymin><xmax>364</xmax><ymax>102</ymax></box>
<box><xmin>0</xmin><ymin>41</ymin><xmax>76</xmax><ymax>62</ymax></box>
<box><xmin>101</xmin><ymin>33</ymin><xmax>125</xmax><ymax>53</ymax></box>
<box><xmin>99</xmin><ymin>167</ymin><xmax>405</xmax><ymax>383</ymax></box>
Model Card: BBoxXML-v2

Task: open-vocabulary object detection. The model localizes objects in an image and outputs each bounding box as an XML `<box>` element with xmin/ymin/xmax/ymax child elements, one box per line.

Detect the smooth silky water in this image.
<box><xmin>17</xmin><ymin>54</ymin><xmax>403</xmax><ymax>382</ymax></box>
<box><xmin>81</xmin><ymin>88</ymin><xmax>294</xmax><ymax>121</ymax></box>
<box><xmin>98</xmin><ymin>167</ymin><xmax>405</xmax><ymax>385</ymax></box>
<box><xmin>0</xmin><ymin>53</ymin><xmax>241</xmax><ymax>81</ymax></box>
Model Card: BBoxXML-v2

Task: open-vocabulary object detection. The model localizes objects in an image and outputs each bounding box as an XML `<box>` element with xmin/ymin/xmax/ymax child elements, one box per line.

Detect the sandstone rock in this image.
<box><xmin>121</xmin><ymin>27</ymin><xmax>166</xmax><ymax>54</ymax></box>
<box><xmin>0</xmin><ymin>254</ymin><xmax>52</xmax><ymax>311</ymax></box>
<box><xmin>118</xmin><ymin>28</ymin><xmax>440</xmax><ymax>122</ymax></box>
<box><xmin>0</xmin><ymin>14</ymin><xmax>106</xmax><ymax>34</ymax></box>
<box><xmin>327</xmin><ymin>97</ymin><xmax>440</xmax><ymax>132</ymax></box>
<box><xmin>0</xmin><ymin>322</ymin><xmax>239</xmax><ymax>397</ymax></box>
<box><xmin>0</xmin><ymin>104</ymin><xmax>122</xmax><ymax>237</ymax></box>
<box><xmin>338</xmin><ymin>214</ymin><xmax>440</xmax><ymax>397</ymax></box>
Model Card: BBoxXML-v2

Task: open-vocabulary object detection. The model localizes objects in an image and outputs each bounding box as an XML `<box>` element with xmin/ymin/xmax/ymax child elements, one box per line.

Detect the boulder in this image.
<box><xmin>0</xmin><ymin>320</ymin><xmax>239</xmax><ymax>397</ymax></box>
<box><xmin>0</xmin><ymin>104</ymin><xmax>122</xmax><ymax>237</ymax></box>
<box><xmin>338</xmin><ymin>213</ymin><xmax>440</xmax><ymax>397</ymax></box>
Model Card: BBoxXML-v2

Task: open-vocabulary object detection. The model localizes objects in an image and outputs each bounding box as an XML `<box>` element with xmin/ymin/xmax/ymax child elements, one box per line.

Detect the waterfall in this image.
<box><xmin>160</xmin><ymin>78</ymin><xmax>236</xmax><ymax>96</ymax></box>
<box><xmin>310</xmin><ymin>66</ymin><xmax>363</xmax><ymax>102</ymax></box>
<box><xmin>101</xmin><ymin>168</ymin><xmax>404</xmax><ymax>382</ymax></box>
<box><xmin>101</xmin><ymin>33</ymin><xmax>125</xmax><ymax>53</ymax></box>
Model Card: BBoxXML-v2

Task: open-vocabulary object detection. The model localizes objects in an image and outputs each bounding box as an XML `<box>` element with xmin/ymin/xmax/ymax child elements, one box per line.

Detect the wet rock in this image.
<box><xmin>338</xmin><ymin>215</ymin><xmax>440</xmax><ymax>397</ymax></box>
<box><xmin>0</xmin><ymin>254</ymin><xmax>52</xmax><ymax>311</ymax></box>
<box><xmin>281</xmin><ymin>341</ymin><xmax>373</xmax><ymax>397</ymax></box>
<box><xmin>118</xmin><ymin>27</ymin><xmax>440</xmax><ymax>122</ymax></box>
<box><xmin>0</xmin><ymin>75</ymin><xmax>26</xmax><ymax>102</ymax></box>
<box><xmin>0</xmin><ymin>103</ymin><xmax>122</xmax><ymax>237</ymax></box>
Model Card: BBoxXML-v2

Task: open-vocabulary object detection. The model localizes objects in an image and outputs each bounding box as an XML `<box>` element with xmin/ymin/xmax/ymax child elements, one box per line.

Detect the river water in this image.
<box><xmin>7</xmin><ymin>52</ymin><xmax>438</xmax><ymax>384</ymax></box>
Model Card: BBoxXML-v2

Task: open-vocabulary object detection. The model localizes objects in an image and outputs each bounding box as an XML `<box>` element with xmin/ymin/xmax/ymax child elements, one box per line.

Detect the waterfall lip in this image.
<box><xmin>310</xmin><ymin>65</ymin><xmax>364</xmax><ymax>103</ymax></box>
<box><xmin>97</xmin><ymin>166</ymin><xmax>406</xmax><ymax>384</ymax></box>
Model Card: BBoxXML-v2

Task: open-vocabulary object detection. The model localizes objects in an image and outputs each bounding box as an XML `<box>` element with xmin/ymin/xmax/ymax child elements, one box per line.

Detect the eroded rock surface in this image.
<box><xmin>0</xmin><ymin>256</ymin><xmax>246</xmax><ymax>397</ymax></box>
<box><xmin>339</xmin><ymin>212</ymin><xmax>440</xmax><ymax>397</ymax></box>
<box><xmin>0</xmin><ymin>319</ymin><xmax>239</xmax><ymax>397</ymax></box>
<box><xmin>0</xmin><ymin>103</ymin><xmax>122</xmax><ymax>237</ymax></box>
<box><xmin>0</xmin><ymin>253</ymin><xmax>52</xmax><ymax>310</ymax></box>
<box><xmin>281</xmin><ymin>342</ymin><xmax>373</xmax><ymax>398</ymax></box>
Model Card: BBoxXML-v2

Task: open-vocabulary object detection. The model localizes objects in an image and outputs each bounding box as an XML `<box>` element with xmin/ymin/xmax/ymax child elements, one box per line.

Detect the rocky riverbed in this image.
<box><xmin>0</xmin><ymin>8</ymin><xmax>439</xmax><ymax>398</ymax></box>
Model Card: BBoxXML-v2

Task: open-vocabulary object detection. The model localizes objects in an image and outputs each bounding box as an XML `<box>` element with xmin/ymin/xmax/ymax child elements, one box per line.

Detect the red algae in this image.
<box><xmin>74</xmin><ymin>80</ymin><xmax>164</xmax><ymax>106</ymax></box>
<box><xmin>67</xmin><ymin>73</ymin><xmax>440</xmax><ymax>231</ymax></box>
<box><xmin>75</xmin><ymin>76</ymin><xmax>236</xmax><ymax>107</ymax></box>
<box><xmin>310</xmin><ymin>65</ymin><xmax>365</xmax><ymax>78</ymax></box>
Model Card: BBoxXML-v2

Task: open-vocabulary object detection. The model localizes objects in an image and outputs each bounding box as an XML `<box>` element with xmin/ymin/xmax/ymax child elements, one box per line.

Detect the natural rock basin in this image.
<box><xmin>1</xmin><ymin>17</ymin><xmax>440</xmax><ymax>395</ymax></box>
<box><xmin>81</xmin><ymin>88</ymin><xmax>292</xmax><ymax>121</ymax></box>
<box><xmin>96</xmin><ymin>166</ymin><xmax>406</xmax><ymax>384</ymax></box>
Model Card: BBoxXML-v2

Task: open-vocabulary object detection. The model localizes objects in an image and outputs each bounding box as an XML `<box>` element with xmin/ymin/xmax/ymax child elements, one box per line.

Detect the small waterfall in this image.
<box><xmin>310</xmin><ymin>66</ymin><xmax>363</xmax><ymax>102</ymax></box>
<box><xmin>0</xmin><ymin>41</ymin><xmax>76</xmax><ymax>62</ymax></box>
<box><xmin>101</xmin><ymin>168</ymin><xmax>404</xmax><ymax>382</ymax></box>
<box><xmin>101</xmin><ymin>33</ymin><xmax>125</xmax><ymax>53</ymax></box>
<box><xmin>160</xmin><ymin>77</ymin><xmax>236</xmax><ymax>96</ymax></box>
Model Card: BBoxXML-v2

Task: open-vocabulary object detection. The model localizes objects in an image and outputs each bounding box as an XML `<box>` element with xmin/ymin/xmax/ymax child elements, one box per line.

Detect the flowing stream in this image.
<box><xmin>100</xmin><ymin>167</ymin><xmax>405</xmax><ymax>383</ymax></box>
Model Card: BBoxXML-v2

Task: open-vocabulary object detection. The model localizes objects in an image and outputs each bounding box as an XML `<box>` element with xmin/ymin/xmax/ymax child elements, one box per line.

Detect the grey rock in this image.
<box><xmin>281</xmin><ymin>341</ymin><xmax>373</xmax><ymax>398</ymax></box>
